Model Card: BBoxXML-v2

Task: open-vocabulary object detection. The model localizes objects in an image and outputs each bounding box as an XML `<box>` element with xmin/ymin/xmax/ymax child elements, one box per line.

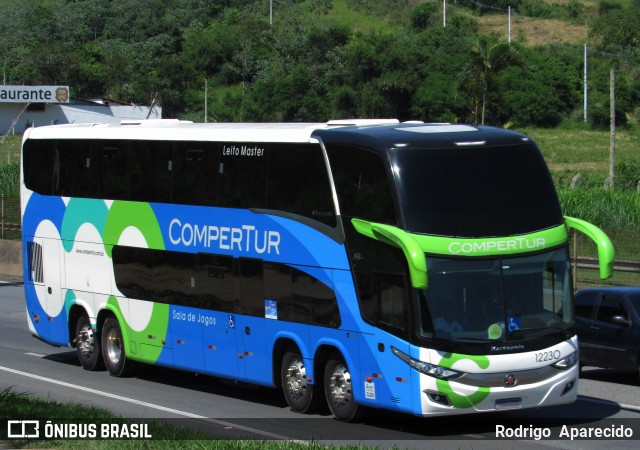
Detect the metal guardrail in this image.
<box><xmin>575</xmin><ymin>257</ymin><xmax>640</xmax><ymax>274</ymax></box>
<box><xmin>1</xmin><ymin>195</ymin><xmax>21</xmax><ymax>239</ymax></box>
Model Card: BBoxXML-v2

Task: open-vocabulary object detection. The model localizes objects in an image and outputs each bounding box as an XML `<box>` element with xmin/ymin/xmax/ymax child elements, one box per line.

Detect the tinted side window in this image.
<box><xmin>195</xmin><ymin>254</ymin><xmax>235</xmax><ymax>312</ymax></box>
<box><xmin>268</xmin><ymin>144</ymin><xmax>336</xmax><ymax>227</ymax></box>
<box><xmin>326</xmin><ymin>144</ymin><xmax>397</xmax><ymax>225</ymax></box>
<box><xmin>23</xmin><ymin>140</ymin><xmax>54</xmax><ymax>195</ymax></box>
<box><xmin>596</xmin><ymin>296</ymin><xmax>628</xmax><ymax>323</ymax></box>
<box><xmin>154</xmin><ymin>250</ymin><xmax>200</xmax><ymax>307</ymax></box>
<box><xmin>264</xmin><ymin>262</ymin><xmax>340</xmax><ymax>327</ymax></box>
<box><xmin>236</xmin><ymin>258</ymin><xmax>264</xmax><ymax>316</ymax></box>
<box><xmin>173</xmin><ymin>142</ymin><xmax>217</xmax><ymax>206</ymax></box>
<box><xmin>356</xmin><ymin>270</ymin><xmax>409</xmax><ymax>339</ymax></box>
<box><xmin>113</xmin><ymin>247</ymin><xmax>340</xmax><ymax>327</ymax></box>
<box><xmin>574</xmin><ymin>291</ymin><xmax>598</xmax><ymax>319</ymax></box>
<box><xmin>130</xmin><ymin>141</ymin><xmax>173</xmax><ymax>203</ymax></box>
<box><xmin>112</xmin><ymin>246</ymin><xmax>155</xmax><ymax>300</ymax></box>
<box><xmin>24</xmin><ymin>139</ymin><xmax>338</xmax><ymax>230</ymax></box>
<box><xmin>98</xmin><ymin>141</ymin><xmax>130</xmax><ymax>200</ymax></box>
<box><xmin>218</xmin><ymin>143</ymin><xmax>267</xmax><ymax>208</ymax></box>
<box><xmin>56</xmin><ymin>140</ymin><xmax>95</xmax><ymax>198</ymax></box>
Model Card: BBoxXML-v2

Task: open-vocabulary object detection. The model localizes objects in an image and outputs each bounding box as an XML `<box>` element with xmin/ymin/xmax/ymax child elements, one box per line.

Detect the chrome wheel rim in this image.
<box><xmin>105</xmin><ymin>327</ymin><xmax>122</xmax><ymax>365</ymax></box>
<box><xmin>328</xmin><ymin>363</ymin><xmax>352</xmax><ymax>406</ymax></box>
<box><xmin>77</xmin><ymin>324</ymin><xmax>95</xmax><ymax>360</ymax></box>
<box><xmin>285</xmin><ymin>356</ymin><xmax>308</xmax><ymax>401</ymax></box>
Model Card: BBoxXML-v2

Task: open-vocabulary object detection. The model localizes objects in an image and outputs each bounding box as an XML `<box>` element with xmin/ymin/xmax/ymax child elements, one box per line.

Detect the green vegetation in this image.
<box><xmin>0</xmin><ymin>0</ymin><xmax>637</xmax><ymax>277</ymax></box>
<box><xmin>1</xmin><ymin>0</ymin><xmax>640</xmax><ymax>127</ymax></box>
<box><xmin>0</xmin><ymin>388</ymin><xmax>336</xmax><ymax>449</ymax></box>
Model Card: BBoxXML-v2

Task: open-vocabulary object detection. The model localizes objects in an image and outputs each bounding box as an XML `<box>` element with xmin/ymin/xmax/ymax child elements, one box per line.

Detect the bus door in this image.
<box><xmin>235</xmin><ymin>258</ymin><xmax>269</xmax><ymax>385</ymax></box>
<box><xmin>199</xmin><ymin>254</ymin><xmax>240</xmax><ymax>379</ymax></box>
<box><xmin>236</xmin><ymin>315</ymin><xmax>269</xmax><ymax>385</ymax></box>
<box><xmin>171</xmin><ymin>305</ymin><xmax>204</xmax><ymax>372</ymax></box>
<box><xmin>202</xmin><ymin>311</ymin><xmax>239</xmax><ymax>379</ymax></box>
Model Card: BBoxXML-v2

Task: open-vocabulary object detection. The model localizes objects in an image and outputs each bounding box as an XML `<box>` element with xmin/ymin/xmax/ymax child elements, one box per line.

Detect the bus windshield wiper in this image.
<box><xmin>433</xmin><ymin>335</ymin><xmax>497</xmax><ymax>351</ymax></box>
<box><xmin>509</xmin><ymin>325</ymin><xmax>572</xmax><ymax>341</ymax></box>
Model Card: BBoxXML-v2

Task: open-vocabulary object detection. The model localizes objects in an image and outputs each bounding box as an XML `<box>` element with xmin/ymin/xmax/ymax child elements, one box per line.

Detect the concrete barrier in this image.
<box><xmin>0</xmin><ymin>239</ymin><xmax>22</xmax><ymax>280</ymax></box>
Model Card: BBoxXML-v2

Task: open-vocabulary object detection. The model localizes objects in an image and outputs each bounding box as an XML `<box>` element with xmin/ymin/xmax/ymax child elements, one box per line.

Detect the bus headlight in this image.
<box><xmin>391</xmin><ymin>346</ymin><xmax>462</xmax><ymax>380</ymax></box>
<box><xmin>553</xmin><ymin>351</ymin><xmax>578</xmax><ymax>370</ymax></box>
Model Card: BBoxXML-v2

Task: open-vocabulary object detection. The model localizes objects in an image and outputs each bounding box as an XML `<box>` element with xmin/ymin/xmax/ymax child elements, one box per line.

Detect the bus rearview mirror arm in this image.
<box><xmin>564</xmin><ymin>216</ymin><xmax>614</xmax><ymax>280</ymax></box>
<box><xmin>351</xmin><ymin>219</ymin><xmax>428</xmax><ymax>289</ymax></box>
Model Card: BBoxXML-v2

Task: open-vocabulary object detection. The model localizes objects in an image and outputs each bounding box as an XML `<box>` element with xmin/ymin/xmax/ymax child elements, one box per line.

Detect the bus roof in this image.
<box><xmin>23</xmin><ymin>119</ymin><xmax>530</xmax><ymax>148</ymax></box>
<box><xmin>23</xmin><ymin>119</ymin><xmax>399</xmax><ymax>143</ymax></box>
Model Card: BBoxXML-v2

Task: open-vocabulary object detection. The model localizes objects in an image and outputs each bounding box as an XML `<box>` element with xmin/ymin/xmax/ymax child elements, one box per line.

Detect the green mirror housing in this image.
<box><xmin>351</xmin><ymin>218</ymin><xmax>428</xmax><ymax>289</ymax></box>
<box><xmin>564</xmin><ymin>216</ymin><xmax>615</xmax><ymax>280</ymax></box>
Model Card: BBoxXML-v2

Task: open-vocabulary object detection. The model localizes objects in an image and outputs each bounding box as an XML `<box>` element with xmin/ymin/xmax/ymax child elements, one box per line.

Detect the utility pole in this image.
<box><xmin>584</xmin><ymin>43</ymin><xmax>588</xmax><ymax>123</ymax></box>
<box><xmin>270</xmin><ymin>0</ymin><xmax>273</xmax><ymax>26</ymax></box>
<box><xmin>443</xmin><ymin>0</ymin><xmax>446</xmax><ymax>27</ymax></box>
<box><xmin>508</xmin><ymin>6</ymin><xmax>511</xmax><ymax>43</ymax></box>
<box><xmin>204</xmin><ymin>78</ymin><xmax>208</xmax><ymax>123</ymax></box>
<box><xmin>608</xmin><ymin>68</ymin><xmax>616</xmax><ymax>189</ymax></box>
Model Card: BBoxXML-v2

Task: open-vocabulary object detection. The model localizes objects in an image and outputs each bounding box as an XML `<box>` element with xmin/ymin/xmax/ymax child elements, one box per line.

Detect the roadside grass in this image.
<box><xmin>521</xmin><ymin>124</ymin><xmax>640</xmax><ymax>189</ymax></box>
<box><xmin>0</xmin><ymin>388</ymin><xmax>336</xmax><ymax>450</ymax></box>
<box><xmin>0</xmin><ymin>134</ymin><xmax>21</xmax><ymax>167</ymax></box>
<box><xmin>574</xmin><ymin>267</ymin><xmax>640</xmax><ymax>290</ymax></box>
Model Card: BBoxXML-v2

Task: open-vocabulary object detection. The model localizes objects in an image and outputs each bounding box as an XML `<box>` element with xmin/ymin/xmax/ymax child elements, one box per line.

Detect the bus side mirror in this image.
<box><xmin>564</xmin><ymin>216</ymin><xmax>614</xmax><ymax>280</ymax></box>
<box><xmin>351</xmin><ymin>219</ymin><xmax>428</xmax><ymax>289</ymax></box>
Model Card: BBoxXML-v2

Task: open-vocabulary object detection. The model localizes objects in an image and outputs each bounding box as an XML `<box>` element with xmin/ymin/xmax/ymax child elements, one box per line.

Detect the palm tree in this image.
<box><xmin>459</xmin><ymin>37</ymin><xmax>525</xmax><ymax>124</ymax></box>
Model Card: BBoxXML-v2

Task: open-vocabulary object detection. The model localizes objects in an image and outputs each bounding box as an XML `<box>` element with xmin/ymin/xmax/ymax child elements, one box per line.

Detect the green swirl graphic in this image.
<box><xmin>106</xmin><ymin>295</ymin><xmax>169</xmax><ymax>363</ymax></box>
<box><xmin>103</xmin><ymin>201</ymin><xmax>165</xmax><ymax>256</ymax></box>
<box><xmin>435</xmin><ymin>353</ymin><xmax>491</xmax><ymax>408</ymax></box>
<box><xmin>64</xmin><ymin>290</ymin><xmax>77</xmax><ymax>317</ymax></box>
<box><xmin>60</xmin><ymin>199</ymin><xmax>168</xmax><ymax>363</ymax></box>
<box><xmin>61</xmin><ymin>198</ymin><xmax>109</xmax><ymax>252</ymax></box>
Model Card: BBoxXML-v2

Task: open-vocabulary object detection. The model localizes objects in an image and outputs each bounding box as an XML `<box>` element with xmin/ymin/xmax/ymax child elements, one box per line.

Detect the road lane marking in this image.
<box><xmin>0</xmin><ymin>365</ymin><xmax>300</xmax><ymax>441</ymax></box>
<box><xmin>25</xmin><ymin>352</ymin><xmax>46</xmax><ymax>358</ymax></box>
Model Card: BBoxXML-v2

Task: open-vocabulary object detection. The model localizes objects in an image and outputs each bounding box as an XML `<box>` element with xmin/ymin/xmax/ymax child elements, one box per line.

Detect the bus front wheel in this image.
<box><xmin>281</xmin><ymin>349</ymin><xmax>320</xmax><ymax>414</ymax></box>
<box><xmin>101</xmin><ymin>317</ymin><xmax>136</xmax><ymax>377</ymax></box>
<box><xmin>324</xmin><ymin>353</ymin><xmax>361</xmax><ymax>421</ymax></box>
<box><xmin>75</xmin><ymin>314</ymin><xmax>104</xmax><ymax>371</ymax></box>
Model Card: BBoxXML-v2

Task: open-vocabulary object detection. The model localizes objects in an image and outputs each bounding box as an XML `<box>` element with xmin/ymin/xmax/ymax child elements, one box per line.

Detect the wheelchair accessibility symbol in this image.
<box><xmin>228</xmin><ymin>315</ymin><xmax>235</xmax><ymax>329</ymax></box>
<box><xmin>508</xmin><ymin>317</ymin><xmax>521</xmax><ymax>332</ymax></box>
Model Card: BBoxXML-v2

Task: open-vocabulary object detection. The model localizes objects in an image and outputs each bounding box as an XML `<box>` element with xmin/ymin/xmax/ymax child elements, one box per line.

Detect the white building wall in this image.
<box><xmin>1</xmin><ymin>102</ymin><xmax>162</xmax><ymax>135</ymax></box>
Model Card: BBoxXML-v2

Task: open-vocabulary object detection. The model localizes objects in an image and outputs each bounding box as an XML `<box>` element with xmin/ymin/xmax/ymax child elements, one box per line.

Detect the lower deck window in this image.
<box><xmin>113</xmin><ymin>246</ymin><xmax>341</xmax><ymax>328</ymax></box>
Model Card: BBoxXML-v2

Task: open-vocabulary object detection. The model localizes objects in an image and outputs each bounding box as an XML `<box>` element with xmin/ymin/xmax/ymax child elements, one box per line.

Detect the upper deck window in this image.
<box><xmin>23</xmin><ymin>139</ymin><xmax>336</xmax><ymax>228</ymax></box>
<box><xmin>326</xmin><ymin>144</ymin><xmax>397</xmax><ymax>225</ymax></box>
<box><xmin>394</xmin><ymin>142</ymin><xmax>562</xmax><ymax>237</ymax></box>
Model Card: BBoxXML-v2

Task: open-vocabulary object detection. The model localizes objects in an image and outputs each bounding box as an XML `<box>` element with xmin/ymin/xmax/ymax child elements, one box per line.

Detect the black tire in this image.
<box><xmin>281</xmin><ymin>349</ymin><xmax>321</xmax><ymax>414</ymax></box>
<box><xmin>75</xmin><ymin>314</ymin><xmax>104</xmax><ymax>371</ymax></box>
<box><xmin>324</xmin><ymin>352</ymin><xmax>362</xmax><ymax>421</ymax></box>
<box><xmin>101</xmin><ymin>317</ymin><xmax>136</xmax><ymax>377</ymax></box>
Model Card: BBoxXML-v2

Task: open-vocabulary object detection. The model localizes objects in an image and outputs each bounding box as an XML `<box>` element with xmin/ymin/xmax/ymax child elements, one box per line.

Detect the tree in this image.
<box><xmin>458</xmin><ymin>37</ymin><xmax>525</xmax><ymax>124</ymax></box>
<box><xmin>590</xmin><ymin>8</ymin><xmax>640</xmax><ymax>52</ymax></box>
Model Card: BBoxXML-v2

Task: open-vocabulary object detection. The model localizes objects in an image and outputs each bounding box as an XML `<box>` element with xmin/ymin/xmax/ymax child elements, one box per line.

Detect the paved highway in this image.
<box><xmin>1</xmin><ymin>281</ymin><xmax>638</xmax><ymax>448</ymax></box>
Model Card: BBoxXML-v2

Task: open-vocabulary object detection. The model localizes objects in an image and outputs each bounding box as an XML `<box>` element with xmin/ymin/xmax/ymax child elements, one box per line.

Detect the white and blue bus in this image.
<box><xmin>21</xmin><ymin>119</ymin><xmax>614</xmax><ymax>420</ymax></box>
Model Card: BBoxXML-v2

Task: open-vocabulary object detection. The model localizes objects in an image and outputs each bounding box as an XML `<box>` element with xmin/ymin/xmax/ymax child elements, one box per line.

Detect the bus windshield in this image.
<box><xmin>416</xmin><ymin>248</ymin><xmax>573</xmax><ymax>343</ymax></box>
<box><xmin>394</xmin><ymin>143</ymin><xmax>562</xmax><ymax>237</ymax></box>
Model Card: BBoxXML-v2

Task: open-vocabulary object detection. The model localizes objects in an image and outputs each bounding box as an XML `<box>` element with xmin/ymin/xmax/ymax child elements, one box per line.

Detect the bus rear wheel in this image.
<box><xmin>281</xmin><ymin>349</ymin><xmax>320</xmax><ymax>414</ymax></box>
<box><xmin>324</xmin><ymin>353</ymin><xmax>361</xmax><ymax>421</ymax></box>
<box><xmin>75</xmin><ymin>314</ymin><xmax>104</xmax><ymax>371</ymax></box>
<box><xmin>101</xmin><ymin>317</ymin><xmax>136</xmax><ymax>377</ymax></box>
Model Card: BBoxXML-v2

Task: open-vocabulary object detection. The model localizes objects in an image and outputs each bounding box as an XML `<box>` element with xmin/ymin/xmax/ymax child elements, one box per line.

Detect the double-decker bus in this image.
<box><xmin>21</xmin><ymin>119</ymin><xmax>614</xmax><ymax>420</ymax></box>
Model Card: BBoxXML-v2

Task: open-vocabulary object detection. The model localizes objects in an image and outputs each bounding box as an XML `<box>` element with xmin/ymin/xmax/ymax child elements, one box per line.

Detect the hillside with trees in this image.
<box><xmin>1</xmin><ymin>0</ymin><xmax>639</xmax><ymax>129</ymax></box>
